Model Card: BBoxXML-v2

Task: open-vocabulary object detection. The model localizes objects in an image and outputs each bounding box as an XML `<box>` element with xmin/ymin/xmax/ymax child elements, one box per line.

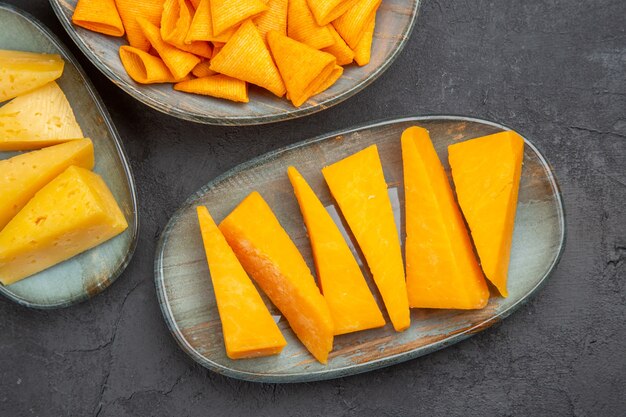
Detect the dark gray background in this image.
<box><xmin>1</xmin><ymin>0</ymin><xmax>625</xmax><ymax>415</ymax></box>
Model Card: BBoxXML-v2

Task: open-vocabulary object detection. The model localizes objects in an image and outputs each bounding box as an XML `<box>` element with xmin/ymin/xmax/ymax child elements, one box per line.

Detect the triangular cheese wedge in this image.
<box><xmin>119</xmin><ymin>46</ymin><xmax>184</xmax><ymax>84</ymax></box>
<box><xmin>196</xmin><ymin>206</ymin><xmax>287</xmax><ymax>359</ymax></box>
<box><xmin>322</xmin><ymin>25</ymin><xmax>354</xmax><ymax>65</ymax></box>
<box><xmin>322</xmin><ymin>145</ymin><xmax>410</xmax><ymax>332</ymax></box>
<box><xmin>332</xmin><ymin>0</ymin><xmax>380</xmax><ymax>48</ymax></box>
<box><xmin>175</xmin><ymin>75</ymin><xmax>249</xmax><ymax>102</ymax></box>
<box><xmin>138</xmin><ymin>17</ymin><xmax>200</xmax><ymax>80</ymax></box>
<box><xmin>254</xmin><ymin>0</ymin><xmax>288</xmax><ymax>42</ymax></box>
<box><xmin>210</xmin><ymin>21</ymin><xmax>286</xmax><ymax>97</ymax></box>
<box><xmin>307</xmin><ymin>0</ymin><xmax>359</xmax><ymax>26</ymax></box>
<box><xmin>114</xmin><ymin>0</ymin><xmax>163</xmax><ymax>51</ymax></box>
<box><xmin>0</xmin><ymin>139</ymin><xmax>94</xmax><ymax>231</ymax></box>
<box><xmin>448</xmin><ymin>131</ymin><xmax>525</xmax><ymax>297</ymax></box>
<box><xmin>288</xmin><ymin>0</ymin><xmax>335</xmax><ymax>49</ymax></box>
<box><xmin>219</xmin><ymin>192</ymin><xmax>334</xmax><ymax>364</ymax></box>
<box><xmin>0</xmin><ymin>166</ymin><xmax>128</xmax><ymax>285</ymax></box>
<box><xmin>0</xmin><ymin>82</ymin><xmax>83</xmax><ymax>151</ymax></box>
<box><xmin>288</xmin><ymin>167</ymin><xmax>385</xmax><ymax>335</ymax></box>
<box><xmin>267</xmin><ymin>31</ymin><xmax>336</xmax><ymax>106</ymax></box>
<box><xmin>210</xmin><ymin>0</ymin><xmax>267</xmax><ymax>36</ymax></box>
<box><xmin>401</xmin><ymin>126</ymin><xmax>489</xmax><ymax>309</ymax></box>
<box><xmin>0</xmin><ymin>49</ymin><xmax>64</xmax><ymax>104</ymax></box>
<box><xmin>185</xmin><ymin>0</ymin><xmax>237</xmax><ymax>43</ymax></box>
<box><xmin>353</xmin><ymin>12</ymin><xmax>375</xmax><ymax>66</ymax></box>
<box><xmin>72</xmin><ymin>0</ymin><xmax>125</xmax><ymax>37</ymax></box>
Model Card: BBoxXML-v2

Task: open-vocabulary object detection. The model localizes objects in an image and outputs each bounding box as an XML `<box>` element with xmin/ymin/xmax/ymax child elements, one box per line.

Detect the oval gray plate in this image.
<box><xmin>155</xmin><ymin>116</ymin><xmax>566</xmax><ymax>383</ymax></box>
<box><xmin>0</xmin><ymin>3</ymin><xmax>138</xmax><ymax>309</ymax></box>
<box><xmin>49</xmin><ymin>0</ymin><xmax>422</xmax><ymax>125</ymax></box>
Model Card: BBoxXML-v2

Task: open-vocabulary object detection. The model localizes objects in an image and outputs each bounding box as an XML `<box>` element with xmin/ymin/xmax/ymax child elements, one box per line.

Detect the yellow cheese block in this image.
<box><xmin>0</xmin><ymin>81</ymin><xmax>83</xmax><ymax>151</ymax></box>
<box><xmin>322</xmin><ymin>145</ymin><xmax>410</xmax><ymax>332</ymax></box>
<box><xmin>0</xmin><ymin>166</ymin><xmax>128</xmax><ymax>285</ymax></box>
<box><xmin>401</xmin><ymin>126</ymin><xmax>489</xmax><ymax>309</ymax></box>
<box><xmin>288</xmin><ymin>167</ymin><xmax>385</xmax><ymax>335</ymax></box>
<box><xmin>0</xmin><ymin>49</ymin><xmax>64</xmax><ymax>103</ymax></box>
<box><xmin>0</xmin><ymin>139</ymin><xmax>94</xmax><ymax>231</ymax></box>
<box><xmin>196</xmin><ymin>206</ymin><xmax>287</xmax><ymax>359</ymax></box>
<box><xmin>219</xmin><ymin>192</ymin><xmax>334</xmax><ymax>364</ymax></box>
<box><xmin>448</xmin><ymin>131</ymin><xmax>525</xmax><ymax>297</ymax></box>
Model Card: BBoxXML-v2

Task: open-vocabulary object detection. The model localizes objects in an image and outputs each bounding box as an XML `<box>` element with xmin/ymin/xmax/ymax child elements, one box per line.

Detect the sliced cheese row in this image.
<box><xmin>196</xmin><ymin>127</ymin><xmax>524</xmax><ymax>363</ymax></box>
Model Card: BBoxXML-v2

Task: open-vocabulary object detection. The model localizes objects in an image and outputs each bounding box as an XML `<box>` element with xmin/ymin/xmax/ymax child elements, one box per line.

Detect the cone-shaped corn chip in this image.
<box><xmin>191</xmin><ymin>60</ymin><xmax>217</xmax><ymax>77</ymax></box>
<box><xmin>161</xmin><ymin>0</ymin><xmax>193</xmax><ymax>46</ymax></box>
<box><xmin>138</xmin><ymin>17</ymin><xmax>201</xmax><ymax>80</ymax></box>
<box><xmin>185</xmin><ymin>0</ymin><xmax>237</xmax><ymax>43</ymax></box>
<box><xmin>190</xmin><ymin>0</ymin><xmax>201</xmax><ymax>7</ymax></box>
<box><xmin>212</xmin><ymin>42</ymin><xmax>225</xmax><ymax>52</ymax></box>
<box><xmin>175</xmin><ymin>39</ymin><xmax>213</xmax><ymax>57</ymax></box>
<box><xmin>333</xmin><ymin>0</ymin><xmax>380</xmax><ymax>48</ymax></box>
<box><xmin>313</xmin><ymin>64</ymin><xmax>343</xmax><ymax>96</ymax></box>
<box><xmin>322</xmin><ymin>24</ymin><xmax>354</xmax><ymax>65</ymax></box>
<box><xmin>211</xmin><ymin>0</ymin><xmax>268</xmax><ymax>36</ymax></box>
<box><xmin>115</xmin><ymin>0</ymin><xmax>163</xmax><ymax>51</ymax></box>
<box><xmin>72</xmin><ymin>0</ymin><xmax>125</xmax><ymax>37</ymax></box>
<box><xmin>210</xmin><ymin>21</ymin><xmax>285</xmax><ymax>96</ymax></box>
<box><xmin>288</xmin><ymin>0</ymin><xmax>335</xmax><ymax>49</ymax></box>
<box><xmin>254</xmin><ymin>0</ymin><xmax>288</xmax><ymax>42</ymax></box>
<box><xmin>119</xmin><ymin>45</ymin><xmax>183</xmax><ymax>83</ymax></box>
<box><xmin>267</xmin><ymin>31</ymin><xmax>337</xmax><ymax>107</ymax></box>
<box><xmin>307</xmin><ymin>0</ymin><xmax>359</xmax><ymax>26</ymax></box>
<box><xmin>175</xmin><ymin>74</ymin><xmax>249</xmax><ymax>102</ymax></box>
<box><xmin>353</xmin><ymin>13</ymin><xmax>374</xmax><ymax>66</ymax></box>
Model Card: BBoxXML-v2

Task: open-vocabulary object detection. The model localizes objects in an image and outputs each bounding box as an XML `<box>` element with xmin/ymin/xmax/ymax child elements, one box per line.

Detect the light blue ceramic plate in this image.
<box><xmin>155</xmin><ymin>116</ymin><xmax>566</xmax><ymax>383</ymax></box>
<box><xmin>0</xmin><ymin>3</ymin><xmax>138</xmax><ymax>309</ymax></box>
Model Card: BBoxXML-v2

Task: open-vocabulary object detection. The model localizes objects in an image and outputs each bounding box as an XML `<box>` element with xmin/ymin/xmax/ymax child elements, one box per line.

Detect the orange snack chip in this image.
<box><xmin>322</xmin><ymin>25</ymin><xmax>354</xmax><ymax>65</ymax></box>
<box><xmin>175</xmin><ymin>74</ymin><xmax>249</xmax><ymax>103</ymax></box>
<box><xmin>72</xmin><ymin>0</ymin><xmax>125</xmax><ymax>37</ymax></box>
<box><xmin>254</xmin><ymin>0</ymin><xmax>288</xmax><ymax>42</ymax></box>
<box><xmin>288</xmin><ymin>0</ymin><xmax>335</xmax><ymax>49</ymax></box>
<box><xmin>119</xmin><ymin>45</ymin><xmax>183</xmax><ymax>84</ymax></box>
<box><xmin>307</xmin><ymin>0</ymin><xmax>359</xmax><ymax>26</ymax></box>
<box><xmin>353</xmin><ymin>13</ymin><xmax>375</xmax><ymax>66</ymax></box>
<box><xmin>114</xmin><ymin>0</ymin><xmax>163</xmax><ymax>51</ymax></box>
<box><xmin>332</xmin><ymin>0</ymin><xmax>380</xmax><ymax>48</ymax></box>
<box><xmin>210</xmin><ymin>0</ymin><xmax>268</xmax><ymax>36</ymax></box>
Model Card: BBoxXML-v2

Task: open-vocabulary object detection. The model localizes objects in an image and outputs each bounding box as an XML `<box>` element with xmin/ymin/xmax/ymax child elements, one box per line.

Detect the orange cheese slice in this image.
<box><xmin>306</xmin><ymin>0</ymin><xmax>359</xmax><ymax>26</ymax></box>
<box><xmin>174</xmin><ymin>75</ymin><xmax>249</xmax><ymax>103</ymax></box>
<box><xmin>210</xmin><ymin>0</ymin><xmax>268</xmax><ymax>36</ymax></box>
<box><xmin>332</xmin><ymin>0</ymin><xmax>380</xmax><ymax>49</ymax></box>
<box><xmin>288</xmin><ymin>167</ymin><xmax>385</xmax><ymax>335</ymax></box>
<box><xmin>196</xmin><ymin>206</ymin><xmax>287</xmax><ymax>359</ymax></box>
<box><xmin>0</xmin><ymin>166</ymin><xmax>128</xmax><ymax>285</ymax></box>
<box><xmin>210</xmin><ymin>20</ymin><xmax>286</xmax><ymax>97</ymax></box>
<box><xmin>114</xmin><ymin>0</ymin><xmax>163</xmax><ymax>51</ymax></box>
<box><xmin>448</xmin><ymin>131</ymin><xmax>525</xmax><ymax>297</ymax></box>
<box><xmin>401</xmin><ymin>126</ymin><xmax>489</xmax><ymax>309</ymax></box>
<box><xmin>219</xmin><ymin>192</ymin><xmax>334</xmax><ymax>363</ymax></box>
<box><xmin>267</xmin><ymin>31</ymin><xmax>337</xmax><ymax>107</ymax></box>
<box><xmin>0</xmin><ymin>139</ymin><xmax>94</xmax><ymax>231</ymax></box>
<box><xmin>322</xmin><ymin>145</ymin><xmax>410</xmax><ymax>331</ymax></box>
<box><xmin>288</xmin><ymin>0</ymin><xmax>335</xmax><ymax>49</ymax></box>
<box><xmin>72</xmin><ymin>0</ymin><xmax>125</xmax><ymax>37</ymax></box>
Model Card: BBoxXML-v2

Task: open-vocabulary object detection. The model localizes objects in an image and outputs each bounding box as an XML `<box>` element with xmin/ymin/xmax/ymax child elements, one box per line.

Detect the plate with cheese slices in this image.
<box><xmin>0</xmin><ymin>4</ymin><xmax>138</xmax><ymax>309</ymax></box>
<box><xmin>155</xmin><ymin>116</ymin><xmax>566</xmax><ymax>382</ymax></box>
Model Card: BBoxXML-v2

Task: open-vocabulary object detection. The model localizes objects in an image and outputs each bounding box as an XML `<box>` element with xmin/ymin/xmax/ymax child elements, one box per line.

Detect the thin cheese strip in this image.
<box><xmin>267</xmin><ymin>31</ymin><xmax>336</xmax><ymax>106</ymax></box>
<box><xmin>119</xmin><ymin>45</ymin><xmax>182</xmax><ymax>84</ymax></box>
<box><xmin>254</xmin><ymin>0</ymin><xmax>288</xmax><ymax>42</ymax></box>
<box><xmin>138</xmin><ymin>17</ymin><xmax>201</xmax><ymax>80</ymax></box>
<box><xmin>211</xmin><ymin>0</ymin><xmax>268</xmax><ymax>36</ymax></box>
<box><xmin>322</xmin><ymin>25</ymin><xmax>354</xmax><ymax>65</ymax></box>
<box><xmin>174</xmin><ymin>75</ymin><xmax>249</xmax><ymax>103</ymax></box>
<box><xmin>72</xmin><ymin>0</ymin><xmax>125</xmax><ymax>37</ymax></box>
<box><xmin>185</xmin><ymin>0</ymin><xmax>237</xmax><ymax>43</ymax></box>
<box><xmin>191</xmin><ymin>60</ymin><xmax>217</xmax><ymax>77</ymax></box>
<box><xmin>114</xmin><ymin>0</ymin><xmax>163</xmax><ymax>51</ymax></box>
<box><xmin>353</xmin><ymin>13</ymin><xmax>375</xmax><ymax>66</ymax></box>
<box><xmin>288</xmin><ymin>0</ymin><xmax>335</xmax><ymax>49</ymax></box>
<box><xmin>307</xmin><ymin>0</ymin><xmax>359</xmax><ymax>26</ymax></box>
<box><xmin>210</xmin><ymin>20</ymin><xmax>286</xmax><ymax>97</ymax></box>
<box><xmin>333</xmin><ymin>0</ymin><xmax>380</xmax><ymax>48</ymax></box>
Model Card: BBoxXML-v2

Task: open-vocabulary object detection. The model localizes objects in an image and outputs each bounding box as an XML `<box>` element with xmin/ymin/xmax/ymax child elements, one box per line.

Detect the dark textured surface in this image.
<box><xmin>1</xmin><ymin>0</ymin><xmax>624</xmax><ymax>415</ymax></box>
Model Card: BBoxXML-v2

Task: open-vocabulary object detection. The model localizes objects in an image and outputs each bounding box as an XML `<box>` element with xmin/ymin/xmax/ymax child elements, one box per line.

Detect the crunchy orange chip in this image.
<box><xmin>210</xmin><ymin>20</ymin><xmax>286</xmax><ymax>96</ymax></box>
<box><xmin>186</xmin><ymin>0</ymin><xmax>237</xmax><ymax>43</ymax></box>
<box><xmin>189</xmin><ymin>0</ymin><xmax>201</xmax><ymax>7</ymax></box>
<box><xmin>313</xmin><ymin>64</ymin><xmax>343</xmax><ymax>96</ymax></box>
<box><xmin>161</xmin><ymin>0</ymin><xmax>193</xmax><ymax>46</ymax></box>
<box><xmin>175</xmin><ymin>74</ymin><xmax>249</xmax><ymax>102</ymax></box>
<box><xmin>119</xmin><ymin>45</ymin><xmax>184</xmax><ymax>83</ymax></box>
<box><xmin>288</xmin><ymin>0</ymin><xmax>335</xmax><ymax>49</ymax></box>
<box><xmin>72</xmin><ymin>0</ymin><xmax>125</xmax><ymax>37</ymax></box>
<box><xmin>322</xmin><ymin>24</ymin><xmax>354</xmax><ymax>65</ymax></box>
<box><xmin>211</xmin><ymin>43</ymin><xmax>224</xmax><ymax>57</ymax></box>
<box><xmin>138</xmin><ymin>17</ymin><xmax>201</xmax><ymax>80</ymax></box>
<box><xmin>211</xmin><ymin>0</ymin><xmax>268</xmax><ymax>36</ymax></box>
<box><xmin>332</xmin><ymin>0</ymin><xmax>380</xmax><ymax>48</ymax></box>
<box><xmin>254</xmin><ymin>0</ymin><xmax>288</xmax><ymax>42</ymax></box>
<box><xmin>192</xmin><ymin>60</ymin><xmax>217</xmax><ymax>77</ymax></box>
<box><xmin>114</xmin><ymin>0</ymin><xmax>163</xmax><ymax>51</ymax></box>
<box><xmin>267</xmin><ymin>30</ymin><xmax>337</xmax><ymax>107</ymax></box>
<box><xmin>353</xmin><ymin>13</ymin><xmax>375</xmax><ymax>66</ymax></box>
<box><xmin>307</xmin><ymin>0</ymin><xmax>359</xmax><ymax>26</ymax></box>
